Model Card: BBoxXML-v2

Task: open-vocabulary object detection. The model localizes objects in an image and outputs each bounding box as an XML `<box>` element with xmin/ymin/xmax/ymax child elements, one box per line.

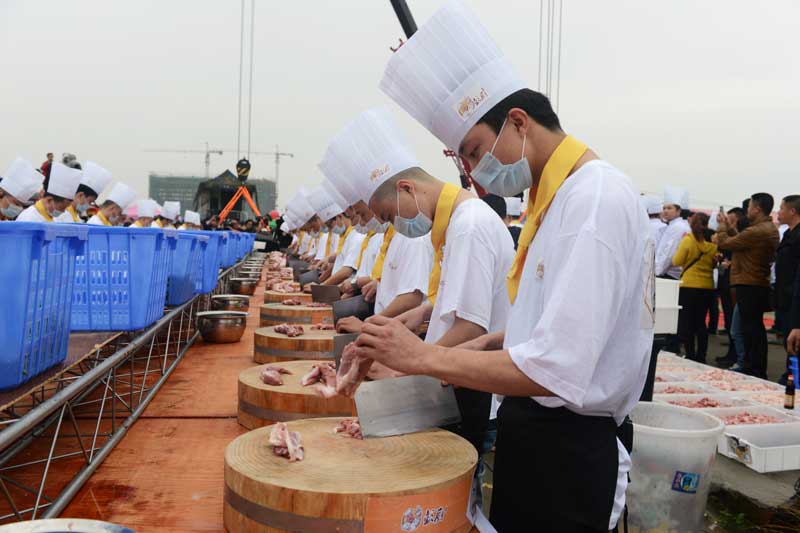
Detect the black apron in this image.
<box><xmin>442</xmin><ymin>387</ymin><xmax>491</xmax><ymax>455</ymax></box>
<box><xmin>490</xmin><ymin>397</ymin><xmax>629</xmax><ymax>533</ymax></box>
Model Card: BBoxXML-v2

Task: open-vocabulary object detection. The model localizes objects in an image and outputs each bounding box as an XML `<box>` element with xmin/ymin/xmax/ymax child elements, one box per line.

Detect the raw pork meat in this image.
<box><xmin>280</xmin><ymin>267</ymin><xmax>294</xmax><ymax>280</ymax></box>
<box><xmin>310</xmin><ymin>323</ymin><xmax>334</xmax><ymax>330</ymax></box>
<box><xmin>269</xmin><ymin>422</ymin><xmax>304</xmax><ymax>461</ymax></box>
<box><xmin>282</xmin><ymin>299</ymin><xmax>303</xmax><ymax>306</ymax></box>
<box><xmin>268</xmin><ymin>280</ymin><xmax>296</xmax><ymax>293</ymax></box>
<box><xmin>693</xmin><ymin>370</ymin><xmax>746</xmax><ymax>382</ymax></box>
<box><xmin>274</xmin><ymin>323</ymin><xmax>305</xmax><ymax>337</ymax></box>
<box><xmin>260</xmin><ymin>364</ymin><xmax>292</xmax><ymax>386</ymax></box>
<box><xmin>336</xmin><ymin>343</ymin><xmax>373</xmax><ymax>397</ymax></box>
<box><xmin>667</xmin><ymin>397</ymin><xmax>732</xmax><ymax>408</ymax></box>
<box><xmin>660</xmin><ymin>386</ymin><xmax>701</xmax><ymax>394</ymax></box>
<box><xmin>334</xmin><ymin>418</ymin><xmax>363</xmax><ymax>439</ymax></box>
<box><xmin>300</xmin><ymin>362</ymin><xmax>338</xmax><ymax>398</ymax></box>
<box><xmin>719</xmin><ymin>412</ymin><xmax>786</xmax><ymax>426</ymax></box>
<box><xmin>708</xmin><ymin>381</ymin><xmax>777</xmax><ymax>392</ymax></box>
<box><xmin>306</xmin><ymin>302</ymin><xmax>331</xmax><ymax>308</ymax></box>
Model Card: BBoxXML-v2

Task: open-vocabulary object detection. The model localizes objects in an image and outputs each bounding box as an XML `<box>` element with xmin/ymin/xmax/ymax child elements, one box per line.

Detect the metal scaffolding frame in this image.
<box><xmin>0</xmin><ymin>259</ymin><xmax>247</xmax><ymax>523</ymax></box>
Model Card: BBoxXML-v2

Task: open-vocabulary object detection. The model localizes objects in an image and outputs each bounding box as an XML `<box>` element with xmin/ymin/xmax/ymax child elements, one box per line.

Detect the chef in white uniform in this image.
<box><xmin>178</xmin><ymin>210</ymin><xmax>202</xmax><ymax>230</ymax></box>
<box><xmin>286</xmin><ymin>190</ymin><xmax>318</xmax><ymax>257</ymax></box>
<box><xmin>356</xmin><ymin>2</ymin><xmax>654</xmax><ymax>531</ymax></box>
<box><xmin>320</xmin><ymin>133</ymin><xmax>432</xmax><ymax>326</ymax></box>
<box><xmin>87</xmin><ymin>183</ymin><xmax>136</xmax><ymax>226</ymax></box>
<box><xmin>655</xmin><ymin>186</ymin><xmax>691</xmax><ymax>279</ymax></box>
<box><xmin>306</xmin><ymin>185</ymin><xmax>341</xmax><ymax>271</ymax></box>
<box><xmin>152</xmin><ymin>201</ymin><xmax>180</xmax><ymax>228</ymax></box>
<box><xmin>131</xmin><ymin>199</ymin><xmax>158</xmax><ymax>228</ymax></box>
<box><xmin>640</xmin><ymin>194</ymin><xmax>667</xmax><ymax>249</ymax></box>
<box><xmin>0</xmin><ymin>158</ymin><xmax>42</xmax><ymax>220</ymax></box>
<box><xmin>17</xmin><ymin>162</ymin><xmax>81</xmax><ymax>222</ymax></box>
<box><xmin>56</xmin><ymin>161</ymin><xmax>112</xmax><ymax>223</ymax></box>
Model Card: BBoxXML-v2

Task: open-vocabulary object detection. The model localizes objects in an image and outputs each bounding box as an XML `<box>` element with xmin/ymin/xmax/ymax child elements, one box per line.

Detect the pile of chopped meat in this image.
<box><xmin>280</xmin><ymin>267</ymin><xmax>294</xmax><ymax>280</ymax></box>
<box><xmin>300</xmin><ymin>362</ymin><xmax>338</xmax><ymax>398</ymax></box>
<box><xmin>310</xmin><ymin>323</ymin><xmax>334</xmax><ymax>330</ymax></box>
<box><xmin>307</xmin><ymin>302</ymin><xmax>331</xmax><ymax>308</ymax></box>
<box><xmin>718</xmin><ymin>412</ymin><xmax>787</xmax><ymax>426</ymax></box>
<box><xmin>708</xmin><ymin>381</ymin><xmax>778</xmax><ymax>392</ymax></box>
<box><xmin>660</xmin><ymin>386</ymin><xmax>702</xmax><ymax>394</ymax></box>
<box><xmin>667</xmin><ymin>397</ymin><xmax>733</xmax><ymax>408</ymax></box>
<box><xmin>274</xmin><ymin>323</ymin><xmax>305</xmax><ymax>337</ymax></box>
<box><xmin>334</xmin><ymin>418</ymin><xmax>363</xmax><ymax>439</ymax></box>
<box><xmin>259</xmin><ymin>365</ymin><xmax>292</xmax><ymax>386</ymax></box>
<box><xmin>269</xmin><ymin>422</ymin><xmax>304</xmax><ymax>461</ymax></box>
<box><xmin>748</xmin><ymin>394</ymin><xmax>786</xmax><ymax>407</ymax></box>
<box><xmin>282</xmin><ymin>299</ymin><xmax>303</xmax><ymax>306</ymax></box>
<box><xmin>336</xmin><ymin>342</ymin><xmax>373</xmax><ymax>397</ymax></box>
<box><xmin>693</xmin><ymin>370</ymin><xmax>745</xmax><ymax>382</ymax></box>
<box><xmin>268</xmin><ymin>280</ymin><xmax>297</xmax><ymax>293</ymax></box>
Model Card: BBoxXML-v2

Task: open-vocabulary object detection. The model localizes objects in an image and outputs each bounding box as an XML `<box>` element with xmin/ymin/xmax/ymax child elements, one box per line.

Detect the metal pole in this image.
<box><xmin>389</xmin><ymin>0</ymin><xmax>418</xmax><ymax>38</ymax></box>
<box><xmin>274</xmin><ymin>144</ymin><xmax>279</xmax><ymax>207</ymax></box>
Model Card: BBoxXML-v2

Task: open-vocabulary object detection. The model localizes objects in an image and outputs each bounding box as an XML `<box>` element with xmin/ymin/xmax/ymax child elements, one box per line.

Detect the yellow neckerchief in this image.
<box><xmin>507</xmin><ymin>135</ymin><xmax>588</xmax><ymax>303</ymax></box>
<box><xmin>34</xmin><ymin>200</ymin><xmax>54</xmax><ymax>222</ymax></box>
<box><xmin>133</xmin><ymin>220</ymin><xmax>143</xmax><ymax>228</ymax></box>
<box><xmin>335</xmin><ymin>225</ymin><xmax>353</xmax><ymax>255</ymax></box>
<box><xmin>324</xmin><ymin>230</ymin><xmax>334</xmax><ymax>257</ymax></box>
<box><xmin>356</xmin><ymin>231</ymin><xmax>376</xmax><ymax>269</ymax></box>
<box><xmin>179</xmin><ymin>223</ymin><xmax>189</xmax><ymax>230</ymax></box>
<box><xmin>97</xmin><ymin>211</ymin><xmax>113</xmax><ymax>226</ymax></box>
<box><xmin>298</xmin><ymin>230</ymin><xmax>306</xmax><ymax>245</ymax></box>
<box><xmin>66</xmin><ymin>204</ymin><xmax>80</xmax><ymax>222</ymax></box>
<box><xmin>371</xmin><ymin>225</ymin><xmax>396</xmax><ymax>280</ymax></box>
<box><xmin>427</xmin><ymin>183</ymin><xmax>461</xmax><ymax>305</ymax></box>
<box><xmin>153</xmin><ymin>219</ymin><xmax>164</xmax><ymax>228</ymax></box>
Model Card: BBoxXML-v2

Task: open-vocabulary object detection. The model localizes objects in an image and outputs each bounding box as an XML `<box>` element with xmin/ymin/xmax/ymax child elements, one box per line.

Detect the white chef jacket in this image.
<box><xmin>502</xmin><ymin>160</ymin><xmax>654</xmax><ymax>530</ymax></box>
<box><xmin>298</xmin><ymin>232</ymin><xmax>312</xmax><ymax>255</ymax></box>
<box><xmin>290</xmin><ymin>234</ymin><xmax>298</xmax><ymax>247</ymax></box>
<box><xmin>17</xmin><ymin>204</ymin><xmax>51</xmax><ymax>223</ymax></box>
<box><xmin>648</xmin><ymin>217</ymin><xmax>666</xmax><ymax>250</ymax></box>
<box><xmin>355</xmin><ymin>232</ymin><xmax>384</xmax><ymax>279</ymax></box>
<box><xmin>655</xmin><ymin>217</ymin><xmax>689</xmax><ymax>279</ymax></box>
<box><xmin>314</xmin><ymin>232</ymin><xmax>330</xmax><ymax>261</ymax></box>
<box><xmin>424</xmin><ymin>199</ymin><xmax>514</xmax><ymax>344</ymax></box>
<box><xmin>87</xmin><ymin>214</ymin><xmax>111</xmax><ymax>226</ymax></box>
<box><xmin>55</xmin><ymin>207</ymin><xmax>83</xmax><ymax>223</ymax></box>
<box><xmin>332</xmin><ymin>230</ymin><xmax>365</xmax><ymax>273</ymax></box>
<box><xmin>374</xmin><ymin>233</ymin><xmax>433</xmax><ymax>314</ymax></box>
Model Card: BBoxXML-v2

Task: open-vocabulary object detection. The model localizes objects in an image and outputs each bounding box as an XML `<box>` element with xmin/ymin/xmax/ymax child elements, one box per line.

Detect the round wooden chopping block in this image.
<box><xmin>238</xmin><ymin>361</ymin><xmax>355</xmax><ymax>429</ymax></box>
<box><xmin>253</xmin><ymin>326</ymin><xmax>336</xmax><ymax>364</ymax></box>
<box><xmin>224</xmin><ymin>418</ymin><xmax>477</xmax><ymax>533</ymax></box>
<box><xmin>262</xmin><ymin>290</ymin><xmax>312</xmax><ymax>304</ymax></box>
<box><xmin>259</xmin><ymin>303</ymin><xmax>333</xmax><ymax>327</ymax></box>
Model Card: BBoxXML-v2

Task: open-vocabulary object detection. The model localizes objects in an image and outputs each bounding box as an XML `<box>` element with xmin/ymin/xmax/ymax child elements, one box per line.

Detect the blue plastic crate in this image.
<box><xmin>166</xmin><ymin>233</ymin><xmax>203</xmax><ymax>305</ymax></box>
<box><xmin>215</xmin><ymin>231</ymin><xmax>230</xmax><ymax>268</ymax></box>
<box><xmin>184</xmin><ymin>231</ymin><xmax>221</xmax><ymax>294</ymax></box>
<box><xmin>0</xmin><ymin>222</ymin><xmax>88</xmax><ymax>390</ymax></box>
<box><xmin>222</xmin><ymin>231</ymin><xmax>238</xmax><ymax>267</ymax></box>
<box><xmin>71</xmin><ymin>226</ymin><xmax>173</xmax><ymax>332</ymax></box>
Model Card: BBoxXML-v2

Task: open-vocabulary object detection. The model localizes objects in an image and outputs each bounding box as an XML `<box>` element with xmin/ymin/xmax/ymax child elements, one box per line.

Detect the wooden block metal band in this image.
<box><xmin>260</xmin><ymin>313</ymin><xmax>312</xmax><ymax>324</ymax></box>
<box><xmin>254</xmin><ymin>345</ymin><xmax>334</xmax><ymax>359</ymax></box>
<box><xmin>238</xmin><ymin>400</ymin><xmax>351</xmax><ymax>422</ymax></box>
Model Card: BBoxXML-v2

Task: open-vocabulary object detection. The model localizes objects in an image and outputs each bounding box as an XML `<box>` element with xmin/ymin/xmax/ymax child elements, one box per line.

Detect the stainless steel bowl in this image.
<box><xmin>196</xmin><ymin>311</ymin><xmax>248</xmax><ymax>343</ymax></box>
<box><xmin>4</xmin><ymin>519</ymin><xmax>135</xmax><ymax>532</ymax></box>
<box><xmin>210</xmin><ymin>294</ymin><xmax>250</xmax><ymax>312</ymax></box>
<box><xmin>229</xmin><ymin>277</ymin><xmax>258</xmax><ymax>295</ymax></box>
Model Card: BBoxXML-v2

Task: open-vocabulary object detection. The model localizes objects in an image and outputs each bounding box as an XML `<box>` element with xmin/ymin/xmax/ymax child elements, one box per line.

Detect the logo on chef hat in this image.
<box><xmin>454</xmin><ymin>86</ymin><xmax>490</xmax><ymax>122</ymax></box>
<box><xmin>369</xmin><ymin>164</ymin><xmax>390</xmax><ymax>182</ymax></box>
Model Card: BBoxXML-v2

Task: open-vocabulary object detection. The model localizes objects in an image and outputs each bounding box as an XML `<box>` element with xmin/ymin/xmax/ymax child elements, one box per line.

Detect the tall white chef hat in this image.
<box><xmin>280</xmin><ymin>221</ymin><xmax>289</xmax><ymax>232</ymax></box>
<box><xmin>321</xmin><ymin>178</ymin><xmax>350</xmax><ymax>213</ymax></box>
<box><xmin>287</xmin><ymin>189</ymin><xmax>316</xmax><ymax>226</ymax></box>
<box><xmin>380</xmin><ymin>0</ymin><xmax>526</xmax><ymax>151</ymax></box>
<box><xmin>47</xmin><ymin>162</ymin><xmax>82</xmax><ymax>200</ymax></box>
<box><xmin>80</xmin><ymin>161</ymin><xmax>113</xmax><ymax>196</ymax></box>
<box><xmin>640</xmin><ymin>194</ymin><xmax>663</xmax><ymax>215</ymax></box>
<box><xmin>136</xmin><ymin>199</ymin><xmax>158</xmax><ymax>219</ymax></box>
<box><xmin>505</xmin><ymin>197</ymin><xmax>522</xmax><ymax>217</ymax></box>
<box><xmin>184</xmin><ymin>210</ymin><xmax>201</xmax><ymax>226</ymax></box>
<box><xmin>308</xmin><ymin>185</ymin><xmax>343</xmax><ymax>222</ymax></box>
<box><xmin>319</xmin><ymin>153</ymin><xmax>360</xmax><ymax>207</ymax></box>
<box><xmin>663</xmin><ymin>186</ymin><xmax>689</xmax><ymax>209</ymax></box>
<box><xmin>1</xmin><ymin>157</ymin><xmax>43</xmax><ymax>203</ymax></box>
<box><xmin>106</xmin><ymin>183</ymin><xmax>137</xmax><ymax>210</ymax></box>
<box><xmin>161</xmin><ymin>201</ymin><xmax>181</xmax><ymax>220</ymax></box>
<box><xmin>319</xmin><ymin>107</ymin><xmax>419</xmax><ymax>204</ymax></box>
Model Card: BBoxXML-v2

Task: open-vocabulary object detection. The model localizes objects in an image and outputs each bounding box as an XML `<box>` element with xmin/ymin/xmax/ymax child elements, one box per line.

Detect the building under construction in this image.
<box><xmin>148</xmin><ymin>172</ymin><xmax>276</xmax><ymax>220</ymax></box>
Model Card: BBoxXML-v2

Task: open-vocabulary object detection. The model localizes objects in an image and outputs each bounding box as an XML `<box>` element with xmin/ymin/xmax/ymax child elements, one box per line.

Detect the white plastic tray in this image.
<box><xmin>653</xmin><ymin>382</ymin><xmax>719</xmax><ymax>395</ymax></box>
<box><xmin>719</xmin><ymin>422</ymin><xmax>800</xmax><ymax>473</ymax></box>
<box><xmin>654</xmin><ymin>393</ymin><xmax>754</xmax><ymax>409</ymax></box>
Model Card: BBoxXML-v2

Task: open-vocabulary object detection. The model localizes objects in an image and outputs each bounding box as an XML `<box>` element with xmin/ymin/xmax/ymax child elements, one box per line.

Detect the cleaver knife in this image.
<box><xmin>355</xmin><ymin>375</ymin><xmax>462</xmax><ymax>438</ymax></box>
<box><xmin>311</xmin><ymin>283</ymin><xmax>340</xmax><ymax>303</ymax></box>
<box><xmin>333</xmin><ymin>333</ymin><xmax>359</xmax><ymax>367</ymax></box>
<box><xmin>298</xmin><ymin>269</ymin><xmax>320</xmax><ymax>288</ymax></box>
<box><xmin>332</xmin><ymin>295</ymin><xmax>373</xmax><ymax>325</ymax></box>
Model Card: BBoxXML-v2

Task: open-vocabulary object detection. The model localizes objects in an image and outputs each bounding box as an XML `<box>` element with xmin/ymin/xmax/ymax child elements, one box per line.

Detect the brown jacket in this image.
<box><xmin>716</xmin><ymin>215</ymin><xmax>779</xmax><ymax>287</ymax></box>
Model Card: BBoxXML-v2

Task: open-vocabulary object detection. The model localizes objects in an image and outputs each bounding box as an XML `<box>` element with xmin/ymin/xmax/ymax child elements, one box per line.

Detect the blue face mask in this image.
<box><xmin>470</xmin><ymin>118</ymin><xmax>532</xmax><ymax>197</ymax></box>
<box><xmin>332</xmin><ymin>224</ymin><xmax>346</xmax><ymax>235</ymax></box>
<box><xmin>393</xmin><ymin>188</ymin><xmax>432</xmax><ymax>238</ymax></box>
<box><xmin>1</xmin><ymin>204</ymin><xmax>23</xmax><ymax>219</ymax></box>
<box><xmin>76</xmin><ymin>202</ymin><xmax>91</xmax><ymax>214</ymax></box>
<box><xmin>364</xmin><ymin>217</ymin><xmax>381</xmax><ymax>233</ymax></box>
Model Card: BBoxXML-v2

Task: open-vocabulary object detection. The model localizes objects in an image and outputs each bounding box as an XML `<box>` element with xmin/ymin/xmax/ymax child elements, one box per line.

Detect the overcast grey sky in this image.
<box><xmin>2</xmin><ymin>0</ymin><xmax>798</xmax><ymax>210</ymax></box>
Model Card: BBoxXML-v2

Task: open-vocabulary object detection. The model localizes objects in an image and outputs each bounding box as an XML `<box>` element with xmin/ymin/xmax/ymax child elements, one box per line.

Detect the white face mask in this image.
<box><xmin>108</xmin><ymin>214</ymin><xmax>119</xmax><ymax>224</ymax></box>
<box><xmin>51</xmin><ymin>209</ymin><xmax>64</xmax><ymax>218</ymax></box>
<box><xmin>470</xmin><ymin>117</ymin><xmax>533</xmax><ymax>197</ymax></box>
<box><xmin>76</xmin><ymin>202</ymin><xmax>91</xmax><ymax>214</ymax></box>
<box><xmin>353</xmin><ymin>223</ymin><xmax>368</xmax><ymax>234</ymax></box>
<box><xmin>364</xmin><ymin>217</ymin><xmax>381</xmax><ymax>233</ymax></box>
<box><xmin>393</xmin><ymin>188</ymin><xmax>432</xmax><ymax>238</ymax></box>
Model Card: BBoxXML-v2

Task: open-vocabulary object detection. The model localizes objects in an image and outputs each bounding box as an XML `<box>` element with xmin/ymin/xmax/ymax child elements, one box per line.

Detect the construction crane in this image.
<box><xmin>144</xmin><ymin>142</ymin><xmax>224</xmax><ymax>178</ymax></box>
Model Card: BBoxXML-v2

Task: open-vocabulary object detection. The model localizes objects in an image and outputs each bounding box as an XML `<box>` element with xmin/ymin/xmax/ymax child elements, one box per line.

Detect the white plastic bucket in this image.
<box><xmin>627</xmin><ymin>402</ymin><xmax>724</xmax><ymax>533</ymax></box>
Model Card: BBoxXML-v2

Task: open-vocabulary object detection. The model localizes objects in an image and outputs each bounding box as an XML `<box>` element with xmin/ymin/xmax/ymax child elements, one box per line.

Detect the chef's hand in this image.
<box><xmin>339</xmin><ymin>280</ymin><xmax>355</xmax><ymax>297</ymax></box>
<box><xmin>362</xmin><ymin>280</ymin><xmax>378</xmax><ymax>303</ymax></box>
<box><xmin>788</xmin><ymin>329</ymin><xmax>800</xmax><ymax>355</ymax></box>
<box><xmin>357</xmin><ymin>315</ymin><xmax>426</xmax><ymax>375</ymax></box>
<box><xmin>396</xmin><ymin>305</ymin><xmax>426</xmax><ymax>332</ymax></box>
<box><xmin>336</xmin><ymin>316</ymin><xmax>363</xmax><ymax>334</ymax></box>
